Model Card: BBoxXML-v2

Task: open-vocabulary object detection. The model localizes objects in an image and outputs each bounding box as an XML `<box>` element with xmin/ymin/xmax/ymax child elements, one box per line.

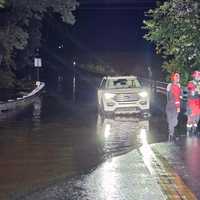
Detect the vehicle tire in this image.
<box><xmin>97</xmin><ymin>103</ymin><xmax>101</xmax><ymax>113</ymax></box>
<box><xmin>99</xmin><ymin>100</ymin><xmax>113</xmax><ymax>117</ymax></box>
<box><xmin>98</xmin><ymin>100</ymin><xmax>105</xmax><ymax>115</ymax></box>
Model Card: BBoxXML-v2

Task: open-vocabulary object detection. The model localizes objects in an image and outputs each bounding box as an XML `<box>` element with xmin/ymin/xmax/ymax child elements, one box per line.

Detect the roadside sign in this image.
<box><xmin>34</xmin><ymin>58</ymin><xmax>42</xmax><ymax>68</ymax></box>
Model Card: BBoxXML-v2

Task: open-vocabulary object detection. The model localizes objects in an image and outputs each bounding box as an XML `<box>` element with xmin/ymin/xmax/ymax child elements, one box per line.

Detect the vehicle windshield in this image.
<box><xmin>106</xmin><ymin>78</ymin><xmax>141</xmax><ymax>89</ymax></box>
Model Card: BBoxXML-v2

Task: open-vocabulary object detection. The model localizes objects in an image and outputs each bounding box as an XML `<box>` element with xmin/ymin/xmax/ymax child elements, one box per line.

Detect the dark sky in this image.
<box><xmin>72</xmin><ymin>0</ymin><xmax>156</xmax><ymax>52</ymax></box>
<box><xmin>46</xmin><ymin>0</ymin><xmax>164</xmax><ymax>78</ymax></box>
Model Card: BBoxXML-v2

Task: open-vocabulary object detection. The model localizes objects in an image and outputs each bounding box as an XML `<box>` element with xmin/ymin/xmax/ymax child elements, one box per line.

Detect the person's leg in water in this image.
<box><xmin>193</xmin><ymin>115</ymin><xmax>200</xmax><ymax>135</ymax></box>
<box><xmin>197</xmin><ymin>116</ymin><xmax>200</xmax><ymax>135</ymax></box>
<box><xmin>187</xmin><ymin>115</ymin><xmax>192</xmax><ymax>134</ymax></box>
<box><xmin>187</xmin><ymin>114</ymin><xmax>199</xmax><ymax>135</ymax></box>
<box><xmin>167</xmin><ymin>109</ymin><xmax>178</xmax><ymax>139</ymax></box>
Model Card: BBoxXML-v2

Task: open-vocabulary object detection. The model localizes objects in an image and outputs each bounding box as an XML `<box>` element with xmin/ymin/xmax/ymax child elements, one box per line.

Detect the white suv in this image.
<box><xmin>97</xmin><ymin>76</ymin><xmax>150</xmax><ymax>116</ymax></box>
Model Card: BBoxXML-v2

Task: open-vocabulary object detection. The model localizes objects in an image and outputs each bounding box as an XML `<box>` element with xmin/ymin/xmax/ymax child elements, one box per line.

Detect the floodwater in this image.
<box><xmin>0</xmin><ymin>92</ymin><xmax>169</xmax><ymax>199</ymax></box>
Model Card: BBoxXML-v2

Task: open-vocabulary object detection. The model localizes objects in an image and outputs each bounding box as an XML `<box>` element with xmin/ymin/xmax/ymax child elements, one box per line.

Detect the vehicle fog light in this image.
<box><xmin>106</xmin><ymin>102</ymin><xmax>115</xmax><ymax>106</ymax></box>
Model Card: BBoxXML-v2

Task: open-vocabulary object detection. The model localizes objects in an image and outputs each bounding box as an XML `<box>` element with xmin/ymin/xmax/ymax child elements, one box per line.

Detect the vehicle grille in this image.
<box><xmin>115</xmin><ymin>107</ymin><xmax>140</xmax><ymax>113</ymax></box>
<box><xmin>114</xmin><ymin>93</ymin><xmax>139</xmax><ymax>102</ymax></box>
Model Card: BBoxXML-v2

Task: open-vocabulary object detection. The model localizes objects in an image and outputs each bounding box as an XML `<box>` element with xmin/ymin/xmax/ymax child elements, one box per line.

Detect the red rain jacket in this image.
<box><xmin>187</xmin><ymin>81</ymin><xmax>200</xmax><ymax>116</ymax></box>
<box><xmin>167</xmin><ymin>83</ymin><xmax>181</xmax><ymax>110</ymax></box>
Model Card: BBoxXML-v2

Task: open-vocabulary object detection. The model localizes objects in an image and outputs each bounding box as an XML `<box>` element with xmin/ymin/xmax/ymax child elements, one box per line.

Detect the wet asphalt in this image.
<box><xmin>0</xmin><ymin>89</ymin><xmax>200</xmax><ymax>199</ymax></box>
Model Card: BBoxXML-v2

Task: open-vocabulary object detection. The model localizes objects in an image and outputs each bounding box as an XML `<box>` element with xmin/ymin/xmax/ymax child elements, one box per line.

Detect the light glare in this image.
<box><xmin>104</xmin><ymin>93</ymin><xmax>115</xmax><ymax>99</ymax></box>
<box><xmin>139</xmin><ymin>91</ymin><xmax>148</xmax><ymax>98</ymax></box>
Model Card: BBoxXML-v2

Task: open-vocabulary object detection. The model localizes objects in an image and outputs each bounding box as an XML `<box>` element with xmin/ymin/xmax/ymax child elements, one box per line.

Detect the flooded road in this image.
<box><xmin>0</xmin><ymin>93</ymin><xmax>169</xmax><ymax>199</ymax></box>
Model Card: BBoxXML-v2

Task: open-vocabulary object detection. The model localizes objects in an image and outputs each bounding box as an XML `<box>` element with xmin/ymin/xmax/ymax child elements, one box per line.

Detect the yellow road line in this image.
<box><xmin>139</xmin><ymin>146</ymin><xmax>197</xmax><ymax>200</ymax></box>
<box><xmin>154</xmin><ymin>150</ymin><xmax>197</xmax><ymax>200</ymax></box>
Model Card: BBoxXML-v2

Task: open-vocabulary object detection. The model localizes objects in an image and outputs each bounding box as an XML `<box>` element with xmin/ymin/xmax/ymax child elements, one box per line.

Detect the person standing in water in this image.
<box><xmin>166</xmin><ymin>73</ymin><xmax>182</xmax><ymax>139</ymax></box>
<box><xmin>186</xmin><ymin>70</ymin><xmax>200</xmax><ymax>135</ymax></box>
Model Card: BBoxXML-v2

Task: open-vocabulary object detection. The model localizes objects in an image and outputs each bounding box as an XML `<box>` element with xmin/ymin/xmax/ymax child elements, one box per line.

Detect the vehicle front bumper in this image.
<box><xmin>103</xmin><ymin>99</ymin><xmax>150</xmax><ymax>114</ymax></box>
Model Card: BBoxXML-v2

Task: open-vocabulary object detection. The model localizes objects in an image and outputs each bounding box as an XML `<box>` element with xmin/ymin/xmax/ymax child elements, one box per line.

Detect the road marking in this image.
<box><xmin>139</xmin><ymin>146</ymin><xmax>197</xmax><ymax>200</ymax></box>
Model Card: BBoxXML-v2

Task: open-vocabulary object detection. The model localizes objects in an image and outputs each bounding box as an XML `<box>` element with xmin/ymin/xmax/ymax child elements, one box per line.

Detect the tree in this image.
<box><xmin>0</xmin><ymin>0</ymin><xmax>6</xmax><ymax>8</ymax></box>
<box><xmin>143</xmin><ymin>0</ymin><xmax>200</xmax><ymax>84</ymax></box>
<box><xmin>80</xmin><ymin>63</ymin><xmax>116</xmax><ymax>76</ymax></box>
<box><xmin>0</xmin><ymin>0</ymin><xmax>78</xmax><ymax>88</ymax></box>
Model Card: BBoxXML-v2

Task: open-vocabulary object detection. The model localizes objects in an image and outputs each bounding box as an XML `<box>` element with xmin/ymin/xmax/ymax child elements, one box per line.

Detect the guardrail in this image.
<box><xmin>139</xmin><ymin>77</ymin><xmax>188</xmax><ymax>100</ymax></box>
<box><xmin>139</xmin><ymin>77</ymin><xmax>167</xmax><ymax>94</ymax></box>
<box><xmin>0</xmin><ymin>82</ymin><xmax>45</xmax><ymax>112</ymax></box>
<box><xmin>154</xmin><ymin>80</ymin><xmax>168</xmax><ymax>95</ymax></box>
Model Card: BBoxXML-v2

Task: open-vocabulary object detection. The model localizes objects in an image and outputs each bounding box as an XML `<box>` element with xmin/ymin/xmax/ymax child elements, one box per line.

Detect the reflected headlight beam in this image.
<box><xmin>140</xmin><ymin>128</ymin><xmax>148</xmax><ymax>146</ymax></box>
<box><xmin>104</xmin><ymin>123</ymin><xmax>111</xmax><ymax>138</ymax></box>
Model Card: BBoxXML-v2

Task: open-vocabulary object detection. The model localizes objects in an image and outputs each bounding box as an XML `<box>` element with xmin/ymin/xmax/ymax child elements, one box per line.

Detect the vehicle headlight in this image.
<box><xmin>139</xmin><ymin>91</ymin><xmax>148</xmax><ymax>98</ymax></box>
<box><xmin>104</xmin><ymin>93</ymin><xmax>115</xmax><ymax>99</ymax></box>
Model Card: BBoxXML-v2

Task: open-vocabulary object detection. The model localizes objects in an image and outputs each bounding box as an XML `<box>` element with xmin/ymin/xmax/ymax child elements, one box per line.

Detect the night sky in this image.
<box><xmin>45</xmin><ymin>0</ymin><xmax>164</xmax><ymax>79</ymax></box>
<box><xmin>74</xmin><ymin>0</ymin><xmax>156</xmax><ymax>51</ymax></box>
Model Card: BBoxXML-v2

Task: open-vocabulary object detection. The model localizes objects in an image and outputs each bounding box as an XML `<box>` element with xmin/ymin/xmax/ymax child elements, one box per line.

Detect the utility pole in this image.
<box><xmin>34</xmin><ymin>48</ymin><xmax>42</xmax><ymax>82</ymax></box>
<box><xmin>73</xmin><ymin>60</ymin><xmax>76</xmax><ymax>102</ymax></box>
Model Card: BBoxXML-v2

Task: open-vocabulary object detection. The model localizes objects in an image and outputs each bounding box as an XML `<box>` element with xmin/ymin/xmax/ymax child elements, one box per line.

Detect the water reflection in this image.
<box><xmin>96</xmin><ymin>114</ymin><xmax>149</xmax><ymax>157</ymax></box>
<box><xmin>57</xmin><ymin>76</ymin><xmax>64</xmax><ymax>93</ymax></box>
<box><xmin>0</xmin><ymin>95</ymin><xmax>169</xmax><ymax>199</ymax></box>
<box><xmin>185</xmin><ymin>137</ymin><xmax>200</xmax><ymax>178</ymax></box>
<box><xmin>32</xmin><ymin>97</ymin><xmax>42</xmax><ymax>131</ymax></box>
<box><xmin>0</xmin><ymin>96</ymin><xmax>42</xmax><ymax>122</ymax></box>
<box><xmin>0</xmin><ymin>108</ymin><xmax>21</xmax><ymax>121</ymax></box>
<box><xmin>139</xmin><ymin>127</ymin><xmax>155</xmax><ymax>175</ymax></box>
<box><xmin>93</xmin><ymin>115</ymin><xmax>154</xmax><ymax>200</ymax></box>
<box><xmin>98</xmin><ymin>157</ymin><xmax>120</xmax><ymax>200</ymax></box>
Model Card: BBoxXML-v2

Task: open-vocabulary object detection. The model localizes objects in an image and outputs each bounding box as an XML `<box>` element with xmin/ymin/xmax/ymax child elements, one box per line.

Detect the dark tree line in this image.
<box><xmin>0</xmin><ymin>0</ymin><xmax>78</xmax><ymax>88</ymax></box>
<box><xmin>144</xmin><ymin>0</ymin><xmax>200</xmax><ymax>84</ymax></box>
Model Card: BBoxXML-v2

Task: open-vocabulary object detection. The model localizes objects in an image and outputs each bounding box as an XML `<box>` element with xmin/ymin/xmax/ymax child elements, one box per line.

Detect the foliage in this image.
<box><xmin>0</xmin><ymin>69</ymin><xmax>15</xmax><ymax>88</ymax></box>
<box><xmin>0</xmin><ymin>0</ymin><xmax>6</xmax><ymax>8</ymax></box>
<box><xmin>0</xmin><ymin>0</ymin><xmax>78</xmax><ymax>88</ymax></box>
<box><xmin>143</xmin><ymin>0</ymin><xmax>200</xmax><ymax>85</ymax></box>
<box><xmin>80</xmin><ymin>63</ymin><xmax>116</xmax><ymax>76</ymax></box>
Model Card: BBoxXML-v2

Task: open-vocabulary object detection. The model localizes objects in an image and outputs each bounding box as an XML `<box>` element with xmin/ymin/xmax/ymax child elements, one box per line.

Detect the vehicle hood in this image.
<box><xmin>102</xmin><ymin>88</ymin><xmax>144</xmax><ymax>94</ymax></box>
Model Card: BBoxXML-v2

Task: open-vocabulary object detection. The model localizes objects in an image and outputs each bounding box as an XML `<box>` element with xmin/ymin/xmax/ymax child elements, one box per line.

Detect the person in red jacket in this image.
<box><xmin>186</xmin><ymin>70</ymin><xmax>200</xmax><ymax>135</ymax></box>
<box><xmin>166</xmin><ymin>73</ymin><xmax>182</xmax><ymax>138</ymax></box>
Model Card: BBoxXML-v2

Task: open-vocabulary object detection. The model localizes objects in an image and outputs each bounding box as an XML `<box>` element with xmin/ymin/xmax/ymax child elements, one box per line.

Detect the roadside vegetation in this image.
<box><xmin>144</xmin><ymin>0</ymin><xmax>200</xmax><ymax>84</ymax></box>
<box><xmin>0</xmin><ymin>0</ymin><xmax>78</xmax><ymax>89</ymax></box>
<box><xmin>79</xmin><ymin>63</ymin><xmax>116</xmax><ymax>76</ymax></box>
